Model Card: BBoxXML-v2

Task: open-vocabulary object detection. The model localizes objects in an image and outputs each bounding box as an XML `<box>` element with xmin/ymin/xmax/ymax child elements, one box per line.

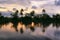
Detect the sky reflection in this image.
<box><xmin>0</xmin><ymin>22</ymin><xmax>59</xmax><ymax>40</ymax></box>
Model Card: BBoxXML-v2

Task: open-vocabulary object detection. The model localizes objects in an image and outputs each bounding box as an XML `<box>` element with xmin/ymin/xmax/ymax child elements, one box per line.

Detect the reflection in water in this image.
<box><xmin>53</xmin><ymin>22</ymin><xmax>60</xmax><ymax>28</ymax></box>
<box><xmin>20</xmin><ymin>28</ymin><xmax>24</xmax><ymax>34</ymax></box>
<box><xmin>30</xmin><ymin>26</ymin><xmax>35</xmax><ymax>32</ymax></box>
<box><xmin>0</xmin><ymin>22</ymin><xmax>60</xmax><ymax>40</ymax></box>
<box><xmin>0</xmin><ymin>22</ymin><xmax>60</xmax><ymax>33</ymax></box>
<box><xmin>41</xmin><ymin>22</ymin><xmax>51</xmax><ymax>33</ymax></box>
<box><xmin>0</xmin><ymin>9</ymin><xmax>60</xmax><ymax>40</ymax></box>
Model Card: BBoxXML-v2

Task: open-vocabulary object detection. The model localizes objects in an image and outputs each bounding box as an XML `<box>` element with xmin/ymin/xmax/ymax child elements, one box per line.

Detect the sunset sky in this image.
<box><xmin>0</xmin><ymin>0</ymin><xmax>60</xmax><ymax>14</ymax></box>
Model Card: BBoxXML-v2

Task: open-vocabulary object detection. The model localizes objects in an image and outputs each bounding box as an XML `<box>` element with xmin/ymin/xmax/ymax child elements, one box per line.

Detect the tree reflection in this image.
<box><xmin>30</xmin><ymin>26</ymin><xmax>35</xmax><ymax>32</ymax></box>
<box><xmin>20</xmin><ymin>27</ymin><xmax>24</xmax><ymax>34</ymax></box>
<box><xmin>53</xmin><ymin>14</ymin><xmax>60</xmax><ymax>28</ymax></box>
<box><xmin>42</xmin><ymin>28</ymin><xmax>45</xmax><ymax>33</ymax></box>
<box><xmin>0</xmin><ymin>9</ymin><xmax>60</xmax><ymax>33</ymax></box>
<box><xmin>41</xmin><ymin>22</ymin><xmax>51</xmax><ymax>32</ymax></box>
<box><xmin>53</xmin><ymin>22</ymin><xmax>60</xmax><ymax>28</ymax></box>
<box><xmin>11</xmin><ymin>10</ymin><xmax>19</xmax><ymax>32</ymax></box>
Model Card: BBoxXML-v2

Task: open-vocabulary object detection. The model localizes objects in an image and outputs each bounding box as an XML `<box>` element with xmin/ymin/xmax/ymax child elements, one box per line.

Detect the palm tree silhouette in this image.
<box><xmin>30</xmin><ymin>11</ymin><xmax>35</xmax><ymax>16</ymax></box>
<box><xmin>11</xmin><ymin>10</ymin><xmax>19</xmax><ymax>32</ymax></box>
<box><xmin>42</xmin><ymin>9</ymin><xmax>46</xmax><ymax>14</ymax></box>
<box><xmin>20</xmin><ymin>9</ymin><xmax>24</xmax><ymax>15</ymax></box>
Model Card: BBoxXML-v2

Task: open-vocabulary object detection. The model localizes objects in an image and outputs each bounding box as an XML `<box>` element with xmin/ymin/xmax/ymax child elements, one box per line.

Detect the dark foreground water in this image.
<box><xmin>0</xmin><ymin>22</ymin><xmax>60</xmax><ymax>40</ymax></box>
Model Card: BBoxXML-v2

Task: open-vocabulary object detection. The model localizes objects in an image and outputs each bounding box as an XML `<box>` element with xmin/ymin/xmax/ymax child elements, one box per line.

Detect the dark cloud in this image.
<box><xmin>13</xmin><ymin>8</ymin><xmax>17</xmax><ymax>11</ymax></box>
<box><xmin>0</xmin><ymin>0</ymin><xmax>15</xmax><ymax>4</ymax></box>
<box><xmin>32</xmin><ymin>6</ymin><xmax>37</xmax><ymax>9</ymax></box>
<box><xmin>55</xmin><ymin>0</ymin><xmax>60</xmax><ymax>5</ymax></box>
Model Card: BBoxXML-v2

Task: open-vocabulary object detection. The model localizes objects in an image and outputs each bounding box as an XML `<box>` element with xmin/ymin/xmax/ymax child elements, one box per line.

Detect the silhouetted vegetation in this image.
<box><xmin>0</xmin><ymin>9</ymin><xmax>60</xmax><ymax>33</ymax></box>
<box><xmin>20</xmin><ymin>9</ymin><xmax>24</xmax><ymax>15</ymax></box>
<box><xmin>20</xmin><ymin>28</ymin><xmax>24</xmax><ymax>34</ymax></box>
<box><xmin>30</xmin><ymin>26</ymin><xmax>35</xmax><ymax>32</ymax></box>
<box><xmin>30</xmin><ymin>10</ymin><xmax>35</xmax><ymax>16</ymax></box>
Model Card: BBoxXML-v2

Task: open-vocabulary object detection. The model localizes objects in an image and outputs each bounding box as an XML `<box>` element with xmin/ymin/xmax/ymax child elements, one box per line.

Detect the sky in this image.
<box><xmin>0</xmin><ymin>0</ymin><xmax>60</xmax><ymax>14</ymax></box>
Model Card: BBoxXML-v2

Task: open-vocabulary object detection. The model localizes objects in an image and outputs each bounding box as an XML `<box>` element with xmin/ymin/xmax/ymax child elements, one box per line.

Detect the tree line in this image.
<box><xmin>0</xmin><ymin>9</ymin><xmax>60</xmax><ymax>33</ymax></box>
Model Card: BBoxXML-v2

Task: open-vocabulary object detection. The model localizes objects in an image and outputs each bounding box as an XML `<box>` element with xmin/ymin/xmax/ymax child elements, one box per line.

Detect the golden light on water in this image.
<box><xmin>17</xmin><ymin>22</ymin><xmax>23</xmax><ymax>31</ymax></box>
<box><xmin>0</xmin><ymin>22</ymin><xmax>53</xmax><ymax>37</ymax></box>
<box><xmin>31</xmin><ymin>22</ymin><xmax>35</xmax><ymax>27</ymax></box>
<box><xmin>0</xmin><ymin>22</ymin><xmax>39</xmax><ymax>32</ymax></box>
<box><xmin>1</xmin><ymin>23</ymin><xmax>15</xmax><ymax>32</ymax></box>
<box><xmin>17</xmin><ymin>22</ymin><xmax>26</xmax><ymax>31</ymax></box>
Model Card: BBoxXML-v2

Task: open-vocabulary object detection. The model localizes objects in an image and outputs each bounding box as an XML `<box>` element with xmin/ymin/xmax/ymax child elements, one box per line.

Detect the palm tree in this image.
<box><xmin>20</xmin><ymin>9</ymin><xmax>24</xmax><ymax>15</ymax></box>
<box><xmin>14</xmin><ymin>10</ymin><xmax>19</xmax><ymax>17</ymax></box>
<box><xmin>40</xmin><ymin>9</ymin><xmax>52</xmax><ymax>23</ymax></box>
<box><xmin>11</xmin><ymin>10</ymin><xmax>19</xmax><ymax>31</ymax></box>
<box><xmin>11</xmin><ymin>10</ymin><xmax>19</xmax><ymax>18</ymax></box>
<box><xmin>30</xmin><ymin>11</ymin><xmax>35</xmax><ymax>16</ymax></box>
<box><xmin>42</xmin><ymin>9</ymin><xmax>46</xmax><ymax>14</ymax></box>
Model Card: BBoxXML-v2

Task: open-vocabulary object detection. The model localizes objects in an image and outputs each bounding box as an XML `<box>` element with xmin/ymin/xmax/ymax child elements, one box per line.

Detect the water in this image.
<box><xmin>0</xmin><ymin>22</ymin><xmax>60</xmax><ymax>40</ymax></box>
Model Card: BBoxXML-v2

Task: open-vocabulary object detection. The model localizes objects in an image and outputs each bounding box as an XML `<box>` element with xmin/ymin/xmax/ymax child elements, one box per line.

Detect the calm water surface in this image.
<box><xmin>0</xmin><ymin>22</ymin><xmax>60</xmax><ymax>40</ymax></box>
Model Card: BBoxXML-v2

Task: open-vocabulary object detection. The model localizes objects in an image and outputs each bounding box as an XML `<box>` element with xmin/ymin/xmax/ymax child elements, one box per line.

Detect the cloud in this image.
<box><xmin>0</xmin><ymin>7</ymin><xmax>6</xmax><ymax>9</ymax></box>
<box><xmin>0</xmin><ymin>0</ymin><xmax>55</xmax><ymax>7</ymax></box>
<box><xmin>0</xmin><ymin>0</ymin><xmax>60</xmax><ymax>14</ymax></box>
<box><xmin>0</xmin><ymin>0</ymin><xmax>31</xmax><ymax>6</ymax></box>
<box><xmin>55</xmin><ymin>0</ymin><xmax>60</xmax><ymax>5</ymax></box>
<box><xmin>13</xmin><ymin>8</ymin><xmax>17</xmax><ymax>11</ymax></box>
<box><xmin>32</xmin><ymin>6</ymin><xmax>37</xmax><ymax>9</ymax></box>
